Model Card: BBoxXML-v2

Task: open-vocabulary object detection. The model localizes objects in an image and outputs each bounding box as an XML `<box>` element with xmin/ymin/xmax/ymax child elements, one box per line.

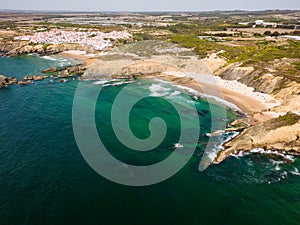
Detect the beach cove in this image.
<box><xmin>60</xmin><ymin>40</ymin><xmax>300</xmax><ymax>165</ymax></box>
<box><xmin>1</xmin><ymin>54</ymin><xmax>300</xmax><ymax>225</ymax></box>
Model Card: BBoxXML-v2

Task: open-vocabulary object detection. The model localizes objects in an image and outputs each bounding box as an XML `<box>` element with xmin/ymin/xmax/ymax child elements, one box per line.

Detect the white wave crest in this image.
<box><xmin>42</xmin><ymin>56</ymin><xmax>58</xmax><ymax>61</ymax></box>
<box><xmin>174</xmin><ymin>84</ymin><xmax>242</xmax><ymax>112</ymax></box>
<box><xmin>149</xmin><ymin>84</ymin><xmax>172</xmax><ymax>97</ymax></box>
<box><xmin>231</xmin><ymin>148</ymin><xmax>295</xmax><ymax>163</ymax></box>
<box><xmin>94</xmin><ymin>80</ymin><xmax>111</xmax><ymax>85</ymax></box>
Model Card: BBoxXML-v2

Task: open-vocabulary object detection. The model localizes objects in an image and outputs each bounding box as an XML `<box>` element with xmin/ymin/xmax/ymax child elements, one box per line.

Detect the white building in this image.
<box><xmin>255</xmin><ymin>20</ymin><xmax>277</xmax><ymax>28</ymax></box>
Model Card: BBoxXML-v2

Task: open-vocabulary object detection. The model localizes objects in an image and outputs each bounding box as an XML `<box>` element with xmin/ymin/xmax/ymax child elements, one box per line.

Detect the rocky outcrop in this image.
<box><xmin>225</xmin><ymin>120</ymin><xmax>250</xmax><ymax>132</ymax></box>
<box><xmin>215</xmin><ymin>112</ymin><xmax>300</xmax><ymax>163</ymax></box>
<box><xmin>0</xmin><ymin>41</ymin><xmax>29</xmax><ymax>53</ymax></box>
<box><xmin>83</xmin><ymin>53</ymin><xmax>210</xmax><ymax>80</ymax></box>
<box><xmin>0</xmin><ymin>80</ymin><xmax>5</xmax><ymax>88</ymax></box>
<box><xmin>42</xmin><ymin>64</ymin><xmax>86</xmax><ymax>77</ymax></box>
<box><xmin>217</xmin><ymin>64</ymin><xmax>289</xmax><ymax>94</ymax></box>
<box><xmin>222</xmin><ymin>66</ymin><xmax>255</xmax><ymax>80</ymax></box>
<box><xmin>23</xmin><ymin>75</ymin><xmax>48</xmax><ymax>81</ymax></box>
<box><xmin>0</xmin><ymin>40</ymin><xmax>96</xmax><ymax>56</ymax></box>
<box><xmin>18</xmin><ymin>81</ymin><xmax>32</xmax><ymax>86</ymax></box>
<box><xmin>0</xmin><ymin>75</ymin><xmax>18</xmax><ymax>88</ymax></box>
<box><xmin>241</xmin><ymin>72</ymin><xmax>287</xmax><ymax>94</ymax></box>
<box><xmin>42</xmin><ymin>67</ymin><xmax>58</xmax><ymax>73</ymax></box>
<box><xmin>120</xmin><ymin>60</ymin><xmax>179</xmax><ymax>77</ymax></box>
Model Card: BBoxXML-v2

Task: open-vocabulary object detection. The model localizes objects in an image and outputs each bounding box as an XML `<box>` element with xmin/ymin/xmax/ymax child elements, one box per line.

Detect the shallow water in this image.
<box><xmin>0</xmin><ymin>55</ymin><xmax>299</xmax><ymax>225</ymax></box>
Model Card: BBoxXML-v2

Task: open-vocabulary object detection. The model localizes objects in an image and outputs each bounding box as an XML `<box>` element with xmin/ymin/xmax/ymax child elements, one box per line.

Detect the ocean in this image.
<box><xmin>0</xmin><ymin>55</ymin><xmax>299</xmax><ymax>225</ymax></box>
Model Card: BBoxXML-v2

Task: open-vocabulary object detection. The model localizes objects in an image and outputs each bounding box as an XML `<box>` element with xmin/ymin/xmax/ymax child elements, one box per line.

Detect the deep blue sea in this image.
<box><xmin>0</xmin><ymin>55</ymin><xmax>300</xmax><ymax>225</ymax></box>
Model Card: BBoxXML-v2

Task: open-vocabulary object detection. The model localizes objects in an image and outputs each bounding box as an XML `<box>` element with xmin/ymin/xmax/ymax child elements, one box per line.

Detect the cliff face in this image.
<box><xmin>215</xmin><ymin>112</ymin><xmax>300</xmax><ymax>163</ymax></box>
<box><xmin>0</xmin><ymin>40</ymin><xmax>96</xmax><ymax>56</ymax></box>
<box><xmin>217</xmin><ymin>64</ymin><xmax>300</xmax><ymax>113</ymax></box>
<box><xmin>0</xmin><ymin>41</ymin><xmax>27</xmax><ymax>53</ymax></box>
<box><xmin>215</xmin><ymin>64</ymin><xmax>290</xmax><ymax>94</ymax></box>
<box><xmin>212</xmin><ymin>57</ymin><xmax>300</xmax><ymax>163</ymax></box>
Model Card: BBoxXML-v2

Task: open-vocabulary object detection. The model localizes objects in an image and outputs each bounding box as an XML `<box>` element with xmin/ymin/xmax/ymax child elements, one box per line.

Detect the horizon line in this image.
<box><xmin>0</xmin><ymin>8</ymin><xmax>299</xmax><ymax>13</ymax></box>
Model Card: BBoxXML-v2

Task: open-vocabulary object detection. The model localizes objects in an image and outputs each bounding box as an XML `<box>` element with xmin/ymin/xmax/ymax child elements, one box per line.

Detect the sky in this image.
<box><xmin>0</xmin><ymin>0</ymin><xmax>299</xmax><ymax>11</ymax></box>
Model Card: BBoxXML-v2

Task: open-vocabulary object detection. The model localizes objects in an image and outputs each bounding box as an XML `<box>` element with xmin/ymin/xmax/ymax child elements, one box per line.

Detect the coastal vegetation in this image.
<box><xmin>170</xmin><ymin>34</ymin><xmax>300</xmax><ymax>63</ymax></box>
<box><xmin>169</xmin><ymin>33</ymin><xmax>300</xmax><ymax>82</ymax></box>
<box><xmin>267</xmin><ymin>112</ymin><xmax>300</xmax><ymax>130</ymax></box>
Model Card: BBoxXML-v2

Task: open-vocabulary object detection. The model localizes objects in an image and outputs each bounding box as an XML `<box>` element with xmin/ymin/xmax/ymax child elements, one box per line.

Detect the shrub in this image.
<box><xmin>293</xmin><ymin>62</ymin><xmax>300</xmax><ymax>71</ymax></box>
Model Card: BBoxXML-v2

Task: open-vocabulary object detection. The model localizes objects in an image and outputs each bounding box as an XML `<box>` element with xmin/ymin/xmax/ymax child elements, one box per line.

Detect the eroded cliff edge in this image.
<box><xmin>215</xmin><ymin>112</ymin><xmax>300</xmax><ymax>163</ymax></box>
<box><xmin>211</xmin><ymin>58</ymin><xmax>300</xmax><ymax>163</ymax></box>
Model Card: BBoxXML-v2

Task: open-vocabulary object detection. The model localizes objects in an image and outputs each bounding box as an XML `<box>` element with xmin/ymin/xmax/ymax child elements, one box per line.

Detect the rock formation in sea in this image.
<box><xmin>0</xmin><ymin>75</ymin><xmax>18</xmax><ymax>88</ymax></box>
<box><xmin>42</xmin><ymin>64</ymin><xmax>86</xmax><ymax>77</ymax></box>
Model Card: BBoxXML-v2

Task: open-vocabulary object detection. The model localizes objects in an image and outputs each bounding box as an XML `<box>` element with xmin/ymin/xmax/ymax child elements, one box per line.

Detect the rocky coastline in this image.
<box><xmin>0</xmin><ymin>39</ymin><xmax>92</xmax><ymax>87</ymax></box>
<box><xmin>0</xmin><ymin>40</ymin><xmax>97</xmax><ymax>57</ymax></box>
<box><xmin>1</xmin><ymin>39</ymin><xmax>299</xmax><ymax>166</ymax></box>
<box><xmin>80</xmin><ymin>40</ymin><xmax>300</xmax><ymax>165</ymax></box>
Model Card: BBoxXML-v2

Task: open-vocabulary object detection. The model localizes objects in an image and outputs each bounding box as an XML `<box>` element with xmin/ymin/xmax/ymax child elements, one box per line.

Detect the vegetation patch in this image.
<box><xmin>293</xmin><ymin>62</ymin><xmax>300</xmax><ymax>71</ymax></box>
<box><xmin>267</xmin><ymin>113</ymin><xmax>300</xmax><ymax>130</ymax></box>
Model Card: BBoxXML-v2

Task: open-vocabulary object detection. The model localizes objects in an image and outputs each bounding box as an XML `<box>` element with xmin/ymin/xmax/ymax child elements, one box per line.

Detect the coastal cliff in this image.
<box><xmin>2</xmin><ymin>38</ymin><xmax>299</xmax><ymax>165</ymax></box>
<box><xmin>0</xmin><ymin>40</ymin><xmax>96</xmax><ymax>56</ymax></box>
<box><xmin>84</xmin><ymin>41</ymin><xmax>300</xmax><ymax>164</ymax></box>
<box><xmin>209</xmin><ymin>56</ymin><xmax>300</xmax><ymax>163</ymax></box>
<box><xmin>215</xmin><ymin>112</ymin><xmax>300</xmax><ymax>163</ymax></box>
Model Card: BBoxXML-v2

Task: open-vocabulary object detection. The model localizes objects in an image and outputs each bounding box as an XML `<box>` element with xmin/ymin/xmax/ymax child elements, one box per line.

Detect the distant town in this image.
<box><xmin>15</xmin><ymin>30</ymin><xmax>132</xmax><ymax>50</ymax></box>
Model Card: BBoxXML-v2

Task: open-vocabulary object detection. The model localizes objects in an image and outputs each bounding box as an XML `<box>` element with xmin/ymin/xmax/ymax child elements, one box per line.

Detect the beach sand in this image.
<box><xmin>177</xmin><ymin>81</ymin><xmax>273</xmax><ymax>124</ymax></box>
<box><xmin>61</xmin><ymin>50</ymin><xmax>281</xmax><ymax>124</ymax></box>
<box><xmin>160</xmin><ymin>71</ymin><xmax>281</xmax><ymax>124</ymax></box>
<box><xmin>59</xmin><ymin>51</ymin><xmax>97</xmax><ymax>67</ymax></box>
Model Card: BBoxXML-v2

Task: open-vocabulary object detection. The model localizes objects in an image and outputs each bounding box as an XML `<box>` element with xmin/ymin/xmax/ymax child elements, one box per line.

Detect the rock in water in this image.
<box><xmin>0</xmin><ymin>75</ymin><xmax>18</xmax><ymax>87</ymax></box>
<box><xmin>42</xmin><ymin>67</ymin><xmax>58</xmax><ymax>73</ymax></box>
<box><xmin>0</xmin><ymin>80</ymin><xmax>5</xmax><ymax>88</ymax></box>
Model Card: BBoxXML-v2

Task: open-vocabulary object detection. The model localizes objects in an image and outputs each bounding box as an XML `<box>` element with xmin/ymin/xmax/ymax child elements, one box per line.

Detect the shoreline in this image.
<box><xmin>54</xmin><ymin>50</ymin><xmax>280</xmax><ymax>125</ymax></box>
<box><xmin>2</xmin><ymin>50</ymin><xmax>298</xmax><ymax>166</ymax></box>
<box><xmin>71</xmin><ymin>51</ymin><xmax>279</xmax><ymax>124</ymax></box>
<box><xmin>146</xmin><ymin>71</ymin><xmax>280</xmax><ymax>125</ymax></box>
<box><xmin>71</xmin><ymin>50</ymin><xmax>298</xmax><ymax>166</ymax></box>
<box><xmin>44</xmin><ymin>51</ymin><xmax>300</xmax><ymax>165</ymax></box>
<box><xmin>59</xmin><ymin>51</ymin><xmax>98</xmax><ymax>67</ymax></box>
<box><xmin>59</xmin><ymin>50</ymin><xmax>281</xmax><ymax>125</ymax></box>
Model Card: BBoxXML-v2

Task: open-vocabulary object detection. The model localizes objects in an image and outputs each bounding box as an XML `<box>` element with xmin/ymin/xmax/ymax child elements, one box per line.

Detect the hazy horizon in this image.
<box><xmin>0</xmin><ymin>0</ymin><xmax>299</xmax><ymax>12</ymax></box>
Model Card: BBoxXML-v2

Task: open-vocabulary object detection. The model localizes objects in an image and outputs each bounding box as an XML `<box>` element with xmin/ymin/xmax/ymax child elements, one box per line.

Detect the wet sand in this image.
<box><xmin>182</xmin><ymin>81</ymin><xmax>271</xmax><ymax>124</ymax></box>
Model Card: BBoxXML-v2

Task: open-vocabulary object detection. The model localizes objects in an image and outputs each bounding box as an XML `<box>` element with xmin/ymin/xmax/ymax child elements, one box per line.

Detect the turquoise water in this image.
<box><xmin>0</xmin><ymin>55</ymin><xmax>300</xmax><ymax>225</ymax></box>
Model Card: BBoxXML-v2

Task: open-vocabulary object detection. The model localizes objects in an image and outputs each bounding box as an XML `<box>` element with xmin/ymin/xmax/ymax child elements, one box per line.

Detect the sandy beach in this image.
<box><xmin>59</xmin><ymin>50</ymin><xmax>98</xmax><ymax>67</ymax></box>
<box><xmin>61</xmin><ymin>50</ymin><xmax>281</xmax><ymax>124</ymax></box>
<box><xmin>156</xmin><ymin>68</ymin><xmax>281</xmax><ymax>124</ymax></box>
<box><xmin>180</xmin><ymin>73</ymin><xmax>281</xmax><ymax>124</ymax></box>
